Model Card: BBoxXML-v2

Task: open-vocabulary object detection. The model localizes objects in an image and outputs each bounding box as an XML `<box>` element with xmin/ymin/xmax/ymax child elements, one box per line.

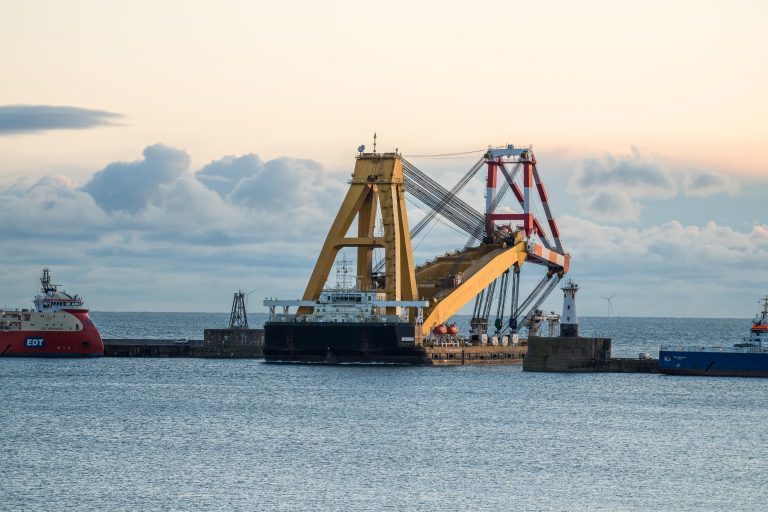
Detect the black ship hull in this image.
<box><xmin>264</xmin><ymin>321</ymin><xmax>428</xmax><ymax>364</ymax></box>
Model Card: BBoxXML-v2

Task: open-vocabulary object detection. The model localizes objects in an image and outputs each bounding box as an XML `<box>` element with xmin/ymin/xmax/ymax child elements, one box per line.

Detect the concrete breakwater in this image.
<box><xmin>104</xmin><ymin>328</ymin><xmax>264</xmax><ymax>358</ymax></box>
<box><xmin>523</xmin><ymin>336</ymin><xmax>659</xmax><ymax>373</ymax></box>
<box><xmin>103</xmin><ymin>330</ymin><xmax>658</xmax><ymax>372</ymax></box>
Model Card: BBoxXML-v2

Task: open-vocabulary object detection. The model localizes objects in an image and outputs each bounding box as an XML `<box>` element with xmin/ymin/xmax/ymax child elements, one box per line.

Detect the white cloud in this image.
<box><xmin>581</xmin><ymin>190</ymin><xmax>641</xmax><ymax>222</ymax></box>
<box><xmin>0</xmin><ymin>104</ymin><xmax>122</xmax><ymax>134</ymax></box>
<box><xmin>560</xmin><ymin>215</ymin><xmax>768</xmax><ymax>269</ymax></box>
<box><xmin>196</xmin><ymin>154</ymin><xmax>263</xmax><ymax>198</ymax></box>
<box><xmin>0</xmin><ymin>145</ymin><xmax>349</xmax><ymax>310</ymax></box>
<box><xmin>569</xmin><ymin>148</ymin><xmax>743</xmax><ymax>224</ymax></box>
<box><xmin>0</xmin><ymin>175</ymin><xmax>109</xmax><ymax>238</ymax></box>
<box><xmin>682</xmin><ymin>169</ymin><xmax>739</xmax><ymax>197</ymax></box>
<box><xmin>553</xmin><ymin>215</ymin><xmax>768</xmax><ymax>317</ymax></box>
<box><xmin>82</xmin><ymin>144</ymin><xmax>189</xmax><ymax>212</ymax></box>
<box><xmin>0</xmin><ymin>143</ymin><xmax>763</xmax><ymax>315</ymax></box>
<box><xmin>574</xmin><ymin>148</ymin><xmax>676</xmax><ymax>198</ymax></box>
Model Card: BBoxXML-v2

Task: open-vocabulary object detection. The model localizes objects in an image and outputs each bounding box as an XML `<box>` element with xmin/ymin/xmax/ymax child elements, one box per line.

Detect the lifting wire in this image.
<box><xmin>501</xmin><ymin>273</ymin><xmax>562</xmax><ymax>335</ymax></box>
<box><xmin>472</xmin><ymin>288</ymin><xmax>485</xmax><ymax>319</ymax></box>
<box><xmin>518</xmin><ymin>276</ymin><xmax>563</xmax><ymax>333</ymax></box>
<box><xmin>374</xmin><ymin>192</ymin><xmax>473</xmax><ymax>276</ymax></box>
<box><xmin>481</xmin><ymin>279</ymin><xmax>497</xmax><ymax>325</ymax></box>
<box><xmin>407</xmin><ymin>158</ymin><xmax>485</xmax><ymax>240</ymax></box>
<box><xmin>401</xmin><ymin>159</ymin><xmax>485</xmax><ymax>237</ymax></box>
<box><xmin>470</xmin><ymin>277</ymin><xmax>501</xmax><ymax>337</ymax></box>
<box><xmin>508</xmin><ymin>267</ymin><xmax>520</xmax><ymax>331</ymax></box>
<box><xmin>405</xmin><ymin>197</ymin><xmax>473</xmax><ymax>243</ymax></box>
<box><xmin>515</xmin><ymin>274</ymin><xmax>553</xmax><ymax>321</ymax></box>
<box><xmin>412</xmin><ymin>214</ymin><xmax>440</xmax><ymax>251</ymax></box>
<box><xmin>494</xmin><ymin>269</ymin><xmax>510</xmax><ymax>332</ymax></box>
<box><xmin>404</xmin><ymin>187</ymin><xmax>482</xmax><ymax>237</ymax></box>
<box><xmin>404</xmin><ymin>149</ymin><xmax>486</xmax><ymax>158</ymax></box>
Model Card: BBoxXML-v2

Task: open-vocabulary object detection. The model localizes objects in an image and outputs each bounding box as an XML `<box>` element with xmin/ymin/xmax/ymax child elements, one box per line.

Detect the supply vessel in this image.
<box><xmin>0</xmin><ymin>268</ymin><xmax>103</xmax><ymax>357</ymax></box>
<box><xmin>659</xmin><ymin>295</ymin><xmax>768</xmax><ymax>377</ymax></box>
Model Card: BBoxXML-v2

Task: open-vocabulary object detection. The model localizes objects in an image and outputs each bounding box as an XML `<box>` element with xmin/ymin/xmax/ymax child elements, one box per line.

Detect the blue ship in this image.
<box><xmin>660</xmin><ymin>295</ymin><xmax>768</xmax><ymax>377</ymax></box>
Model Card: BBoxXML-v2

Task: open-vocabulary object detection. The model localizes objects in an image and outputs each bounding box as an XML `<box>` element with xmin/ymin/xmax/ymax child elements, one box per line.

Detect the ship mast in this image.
<box><xmin>759</xmin><ymin>295</ymin><xmax>768</xmax><ymax>321</ymax></box>
<box><xmin>40</xmin><ymin>268</ymin><xmax>57</xmax><ymax>293</ymax></box>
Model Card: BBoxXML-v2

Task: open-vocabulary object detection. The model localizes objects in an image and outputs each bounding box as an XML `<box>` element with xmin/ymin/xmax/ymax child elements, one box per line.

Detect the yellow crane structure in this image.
<box><xmin>296</xmin><ymin>144</ymin><xmax>569</xmax><ymax>339</ymax></box>
<box><xmin>299</xmin><ymin>153</ymin><xmax>418</xmax><ymax>315</ymax></box>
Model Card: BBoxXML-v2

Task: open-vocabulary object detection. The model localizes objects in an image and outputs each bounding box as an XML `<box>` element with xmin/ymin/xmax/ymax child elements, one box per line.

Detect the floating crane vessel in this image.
<box><xmin>264</xmin><ymin>142</ymin><xmax>570</xmax><ymax>364</ymax></box>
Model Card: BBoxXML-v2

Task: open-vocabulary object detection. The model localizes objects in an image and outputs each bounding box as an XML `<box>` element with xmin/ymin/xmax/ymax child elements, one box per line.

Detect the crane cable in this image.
<box><xmin>404</xmin><ymin>149</ymin><xmax>486</xmax><ymax>158</ymax></box>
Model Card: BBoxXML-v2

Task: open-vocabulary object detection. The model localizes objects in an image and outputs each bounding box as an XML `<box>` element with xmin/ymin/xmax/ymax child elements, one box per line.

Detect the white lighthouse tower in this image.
<box><xmin>560</xmin><ymin>280</ymin><xmax>579</xmax><ymax>337</ymax></box>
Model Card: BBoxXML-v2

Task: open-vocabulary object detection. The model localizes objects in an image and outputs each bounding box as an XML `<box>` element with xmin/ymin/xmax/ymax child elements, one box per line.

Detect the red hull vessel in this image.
<box><xmin>0</xmin><ymin>269</ymin><xmax>103</xmax><ymax>357</ymax></box>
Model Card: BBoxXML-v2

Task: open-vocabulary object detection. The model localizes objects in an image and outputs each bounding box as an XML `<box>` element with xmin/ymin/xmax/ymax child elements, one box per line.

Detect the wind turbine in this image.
<box><xmin>599</xmin><ymin>292</ymin><xmax>616</xmax><ymax>317</ymax></box>
<box><xmin>244</xmin><ymin>288</ymin><xmax>259</xmax><ymax>309</ymax></box>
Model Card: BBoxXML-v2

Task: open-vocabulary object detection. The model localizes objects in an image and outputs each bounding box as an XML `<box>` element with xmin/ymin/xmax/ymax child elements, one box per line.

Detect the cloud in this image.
<box><xmin>569</xmin><ymin>148</ymin><xmax>675</xmax><ymax>222</ymax></box>
<box><xmin>0</xmin><ymin>144</ymin><xmax>347</xmax><ymax>246</ymax></box>
<box><xmin>196</xmin><ymin>154</ymin><xmax>263</xmax><ymax>198</ymax></box>
<box><xmin>560</xmin><ymin>215</ymin><xmax>768</xmax><ymax>271</ymax></box>
<box><xmin>575</xmin><ymin>149</ymin><xmax>676</xmax><ymax>198</ymax></box>
<box><xmin>0</xmin><ymin>143</ymin><xmax>763</xmax><ymax>315</ymax></box>
<box><xmin>82</xmin><ymin>144</ymin><xmax>190</xmax><ymax>213</ymax></box>
<box><xmin>556</xmin><ymin>215</ymin><xmax>768</xmax><ymax>317</ymax></box>
<box><xmin>228</xmin><ymin>157</ymin><xmax>346</xmax><ymax>220</ymax></box>
<box><xmin>0</xmin><ymin>104</ymin><xmax>122</xmax><ymax>134</ymax></box>
<box><xmin>682</xmin><ymin>169</ymin><xmax>739</xmax><ymax>197</ymax></box>
<box><xmin>581</xmin><ymin>190</ymin><xmax>640</xmax><ymax>223</ymax></box>
<box><xmin>0</xmin><ymin>175</ymin><xmax>109</xmax><ymax>240</ymax></box>
<box><xmin>0</xmin><ymin>144</ymin><xmax>350</xmax><ymax>309</ymax></box>
<box><xmin>569</xmin><ymin>148</ymin><xmax>741</xmax><ymax>223</ymax></box>
<box><xmin>66</xmin><ymin>144</ymin><xmax>346</xmax><ymax>244</ymax></box>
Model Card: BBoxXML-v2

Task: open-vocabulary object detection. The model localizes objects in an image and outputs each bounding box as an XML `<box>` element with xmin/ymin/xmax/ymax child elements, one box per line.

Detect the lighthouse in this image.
<box><xmin>560</xmin><ymin>280</ymin><xmax>579</xmax><ymax>337</ymax></box>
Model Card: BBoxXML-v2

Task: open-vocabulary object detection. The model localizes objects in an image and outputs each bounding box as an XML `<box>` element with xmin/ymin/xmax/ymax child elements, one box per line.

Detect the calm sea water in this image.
<box><xmin>2</xmin><ymin>315</ymin><xmax>767</xmax><ymax>511</ymax></box>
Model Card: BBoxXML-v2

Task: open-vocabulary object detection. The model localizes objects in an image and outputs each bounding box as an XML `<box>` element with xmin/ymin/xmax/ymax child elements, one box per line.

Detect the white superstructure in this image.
<box><xmin>32</xmin><ymin>268</ymin><xmax>86</xmax><ymax>313</ymax></box>
<box><xmin>265</xmin><ymin>288</ymin><xmax>429</xmax><ymax>324</ymax></box>
<box><xmin>745</xmin><ymin>295</ymin><xmax>768</xmax><ymax>347</ymax></box>
<box><xmin>561</xmin><ymin>280</ymin><xmax>578</xmax><ymax>325</ymax></box>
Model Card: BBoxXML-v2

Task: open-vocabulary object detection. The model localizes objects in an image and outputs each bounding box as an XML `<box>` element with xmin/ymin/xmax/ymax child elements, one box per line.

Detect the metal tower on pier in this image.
<box><xmin>229</xmin><ymin>290</ymin><xmax>248</xmax><ymax>328</ymax></box>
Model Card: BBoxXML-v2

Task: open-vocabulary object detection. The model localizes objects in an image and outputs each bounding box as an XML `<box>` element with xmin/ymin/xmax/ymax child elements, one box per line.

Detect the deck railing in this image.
<box><xmin>660</xmin><ymin>345</ymin><xmax>768</xmax><ymax>354</ymax></box>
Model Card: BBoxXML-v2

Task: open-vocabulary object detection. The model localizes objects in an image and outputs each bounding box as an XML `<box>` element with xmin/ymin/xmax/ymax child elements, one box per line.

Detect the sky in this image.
<box><xmin>0</xmin><ymin>0</ymin><xmax>766</xmax><ymax>317</ymax></box>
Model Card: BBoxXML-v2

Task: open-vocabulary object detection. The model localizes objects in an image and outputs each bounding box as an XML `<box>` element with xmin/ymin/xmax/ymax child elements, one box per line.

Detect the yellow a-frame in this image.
<box><xmin>300</xmin><ymin>153</ymin><xmax>418</xmax><ymax>314</ymax></box>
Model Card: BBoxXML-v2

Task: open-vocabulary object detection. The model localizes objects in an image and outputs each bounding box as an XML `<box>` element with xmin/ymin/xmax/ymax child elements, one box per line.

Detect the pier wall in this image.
<box><xmin>524</xmin><ymin>336</ymin><xmax>610</xmax><ymax>372</ymax></box>
<box><xmin>104</xmin><ymin>328</ymin><xmax>264</xmax><ymax>358</ymax></box>
<box><xmin>523</xmin><ymin>336</ymin><xmax>659</xmax><ymax>373</ymax></box>
<box><xmin>203</xmin><ymin>328</ymin><xmax>264</xmax><ymax>347</ymax></box>
<box><xmin>424</xmin><ymin>345</ymin><xmax>526</xmax><ymax>365</ymax></box>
